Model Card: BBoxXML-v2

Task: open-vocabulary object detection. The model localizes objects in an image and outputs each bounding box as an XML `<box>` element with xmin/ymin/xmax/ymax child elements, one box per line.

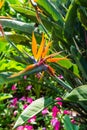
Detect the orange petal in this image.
<box><xmin>47</xmin><ymin>65</ymin><xmax>55</xmax><ymax>76</ymax></box>
<box><xmin>44</xmin><ymin>51</ymin><xmax>63</xmax><ymax>61</ymax></box>
<box><xmin>32</xmin><ymin>32</ymin><xmax>37</xmax><ymax>59</ymax></box>
<box><xmin>47</xmin><ymin>57</ymin><xmax>67</xmax><ymax>62</ymax></box>
<box><xmin>42</xmin><ymin>41</ymin><xmax>52</xmax><ymax>58</ymax></box>
<box><xmin>9</xmin><ymin>64</ymin><xmax>36</xmax><ymax>78</ymax></box>
<box><xmin>0</xmin><ymin>0</ymin><xmax>4</xmax><ymax>9</ymax></box>
<box><xmin>36</xmin><ymin>33</ymin><xmax>45</xmax><ymax>60</ymax></box>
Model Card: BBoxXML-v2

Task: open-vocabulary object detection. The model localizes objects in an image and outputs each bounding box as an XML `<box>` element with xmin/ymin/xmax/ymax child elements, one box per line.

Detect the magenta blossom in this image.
<box><xmin>52</xmin><ymin>106</ymin><xmax>60</xmax><ymax>118</ymax></box>
<box><xmin>63</xmin><ymin>110</ymin><xmax>71</xmax><ymax>115</ymax></box>
<box><xmin>13</xmin><ymin>110</ymin><xmax>18</xmax><ymax>116</ymax></box>
<box><xmin>42</xmin><ymin>108</ymin><xmax>49</xmax><ymax>115</ymax></box>
<box><xmin>28</xmin><ymin>116</ymin><xmax>36</xmax><ymax>123</ymax></box>
<box><xmin>16</xmin><ymin>125</ymin><xmax>33</xmax><ymax>130</ymax></box>
<box><xmin>26</xmin><ymin>85</ymin><xmax>32</xmax><ymax>90</ymax></box>
<box><xmin>10</xmin><ymin>98</ymin><xmax>18</xmax><ymax>107</ymax></box>
<box><xmin>19</xmin><ymin>96</ymin><xmax>26</xmax><ymax>101</ymax></box>
<box><xmin>71</xmin><ymin>119</ymin><xmax>76</xmax><ymax>124</ymax></box>
<box><xmin>58</xmin><ymin>74</ymin><xmax>63</xmax><ymax>79</ymax></box>
<box><xmin>16</xmin><ymin>126</ymin><xmax>24</xmax><ymax>130</ymax></box>
<box><xmin>24</xmin><ymin>125</ymin><xmax>33</xmax><ymax>130</ymax></box>
<box><xmin>56</xmin><ymin>97</ymin><xmax>62</xmax><ymax>106</ymax></box>
<box><xmin>51</xmin><ymin>118</ymin><xmax>60</xmax><ymax>130</ymax></box>
<box><xmin>11</xmin><ymin>84</ymin><xmax>17</xmax><ymax>91</ymax></box>
<box><xmin>26</xmin><ymin>97</ymin><xmax>33</xmax><ymax>104</ymax></box>
<box><xmin>24</xmin><ymin>75</ymin><xmax>27</xmax><ymax>79</ymax></box>
<box><xmin>23</xmin><ymin>104</ymin><xmax>28</xmax><ymax>109</ymax></box>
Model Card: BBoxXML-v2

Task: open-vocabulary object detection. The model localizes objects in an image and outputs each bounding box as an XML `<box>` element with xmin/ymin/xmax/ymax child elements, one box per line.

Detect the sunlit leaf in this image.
<box><xmin>13</xmin><ymin>97</ymin><xmax>53</xmax><ymax>129</ymax></box>
<box><xmin>0</xmin><ymin>93</ymin><xmax>12</xmax><ymax>101</ymax></box>
<box><xmin>64</xmin><ymin>85</ymin><xmax>87</xmax><ymax>102</ymax></box>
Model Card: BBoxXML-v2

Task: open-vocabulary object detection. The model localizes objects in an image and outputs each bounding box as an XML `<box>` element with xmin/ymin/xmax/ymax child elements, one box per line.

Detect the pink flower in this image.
<box><xmin>58</xmin><ymin>75</ymin><xmax>63</xmax><ymax>79</ymax></box>
<box><xmin>51</xmin><ymin>118</ymin><xmax>60</xmax><ymax>130</ymax></box>
<box><xmin>52</xmin><ymin>106</ymin><xmax>60</xmax><ymax>118</ymax></box>
<box><xmin>19</xmin><ymin>96</ymin><xmax>26</xmax><ymax>101</ymax></box>
<box><xmin>10</xmin><ymin>98</ymin><xmax>18</xmax><ymax>107</ymax></box>
<box><xmin>24</xmin><ymin>125</ymin><xmax>33</xmax><ymax>130</ymax></box>
<box><xmin>13</xmin><ymin>110</ymin><xmax>18</xmax><ymax>116</ymax></box>
<box><xmin>56</xmin><ymin>97</ymin><xmax>62</xmax><ymax>106</ymax></box>
<box><xmin>24</xmin><ymin>75</ymin><xmax>27</xmax><ymax>79</ymax></box>
<box><xmin>11</xmin><ymin>84</ymin><xmax>17</xmax><ymax>91</ymax></box>
<box><xmin>16</xmin><ymin>125</ymin><xmax>33</xmax><ymax>130</ymax></box>
<box><xmin>63</xmin><ymin>110</ymin><xmax>71</xmax><ymax>115</ymax></box>
<box><xmin>26</xmin><ymin>97</ymin><xmax>33</xmax><ymax>104</ymax></box>
<box><xmin>42</xmin><ymin>127</ymin><xmax>46</xmax><ymax>130</ymax></box>
<box><xmin>28</xmin><ymin>116</ymin><xmax>36</xmax><ymax>123</ymax></box>
<box><xmin>23</xmin><ymin>104</ymin><xmax>28</xmax><ymax>109</ymax></box>
<box><xmin>42</xmin><ymin>108</ymin><xmax>49</xmax><ymax>115</ymax></box>
<box><xmin>26</xmin><ymin>85</ymin><xmax>32</xmax><ymax>90</ymax></box>
<box><xmin>16</xmin><ymin>126</ymin><xmax>24</xmax><ymax>130</ymax></box>
<box><xmin>71</xmin><ymin>119</ymin><xmax>76</xmax><ymax>124</ymax></box>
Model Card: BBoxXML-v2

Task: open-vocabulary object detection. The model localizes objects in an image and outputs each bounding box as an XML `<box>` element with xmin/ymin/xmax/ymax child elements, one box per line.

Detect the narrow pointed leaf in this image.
<box><xmin>13</xmin><ymin>97</ymin><xmax>53</xmax><ymax>129</ymax></box>
<box><xmin>32</xmin><ymin>33</ymin><xmax>38</xmax><ymax>59</ymax></box>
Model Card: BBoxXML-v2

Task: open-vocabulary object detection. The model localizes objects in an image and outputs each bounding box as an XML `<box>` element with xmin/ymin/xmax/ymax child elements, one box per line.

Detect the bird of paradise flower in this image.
<box><xmin>9</xmin><ymin>33</ymin><xmax>67</xmax><ymax>78</ymax></box>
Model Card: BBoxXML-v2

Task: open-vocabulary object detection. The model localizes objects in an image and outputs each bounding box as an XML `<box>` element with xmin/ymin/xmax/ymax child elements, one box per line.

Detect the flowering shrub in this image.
<box><xmin>0</xmin><ymin>0</ymin><xmax>87</xmax><ymax>130</ymax></box>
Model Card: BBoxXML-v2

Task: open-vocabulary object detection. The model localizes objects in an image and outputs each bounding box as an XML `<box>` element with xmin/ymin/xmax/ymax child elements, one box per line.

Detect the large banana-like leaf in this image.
<box><xmin>13</xmin><ymin>97</ymin><xmax>53</xmax><ymax>129</ymax></box>
<box><xmin>35</xmin><ymin>0</ymin><xmax>63</xmax><ymax>24</ymax></box>
<box><xmin>64</xmin><ymin>85</ymin><xmax>87</xmax><ymax>102</ymax></box>
<box><xmin>11</xmin><ymin>5</ymin><xmax>63</xmax><ymax>32</ymax></box>
<box><xmin>0</xmin><ymin>19</ymin><xmax>35</xmax><ymax>34</ymax></box>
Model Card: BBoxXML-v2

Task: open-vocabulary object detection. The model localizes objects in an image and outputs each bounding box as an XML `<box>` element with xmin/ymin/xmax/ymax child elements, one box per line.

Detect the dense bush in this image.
<box><xmin>0</xmin><ymin>0</ymin><xmax>87</xmax><ymax>130</ymax></box>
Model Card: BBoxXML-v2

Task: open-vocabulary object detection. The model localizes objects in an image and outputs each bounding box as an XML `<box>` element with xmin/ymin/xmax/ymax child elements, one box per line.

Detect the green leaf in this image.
<box><xmin>64</xmin><ymin>1</ymin><xmax>78</xmax><ymax>42</ymax></box>
<box><xmin>77</xmin><ymin>8</ymin><xmax>87</xmax><ymax>30</ymax></box>
<box><xmin>64</xmin><ymin>115</ymin><xmax>79</xmax><ymax>130</ymax></box>
<box><xmin>71</xmin><ymin>46</ymin><xmax>87</xmax><ymax>80</ymax></box>
<box><xmin>0</xmin><ymin>37</ymin><xmax>8</xmax><ymax>52</ymax></box>
<box><xmin>0</xmin><ymin>93</ymin><xmax>12</xmax><ymax>101</ymax></box>
<box><xmin>64</xmin><ymin>85</ymin><xmax>87</xmax><ymax>102</ymax></box>
<box><xmin>0</xmin><ymin>19</ymin><xmax>34</xmax><ymax>34</ymax></box>
<box><xmin>6</xmin><ymin>0</ymin><xmax>23</xmax><ymax>4</ymax></box>
<box><xmin>36</xmin><ymin>0</ymin><xmax>63</xmax><ymax>24</ymax></box>
<box><xmin>7</xmin><ymin>34</ymin><xmax>30</xmax><ymax>46</ymax></box>
<box><xmin>13</xmin><ymin>97</ymin><xmax>53</xmax><ymax>129</ymax></box>
<box><xmin>75</xmin><ymin>0</ymin><xmax>87</xmax><ymax>7</ymax></box>
<box><xmin>11</xmin><ymin>5</ymin><xmax>62</xmax><ymax>32</ymax></box>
